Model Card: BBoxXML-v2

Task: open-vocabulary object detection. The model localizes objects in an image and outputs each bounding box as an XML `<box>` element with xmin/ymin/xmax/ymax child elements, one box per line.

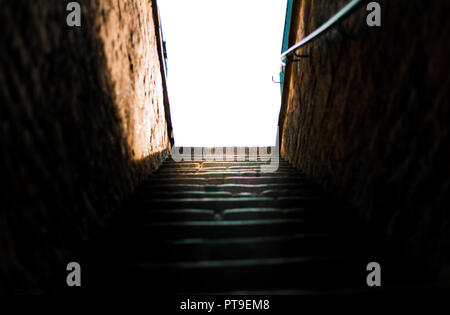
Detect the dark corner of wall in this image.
<box><xmin>279</xmin><ymin>0</ymin><xmax>450</xmax><ymax>282</ymax></box>
<box><xmin>0</xmin><ymin>0</ymin><xmax>172</xmax><ymax>293</ymax></box>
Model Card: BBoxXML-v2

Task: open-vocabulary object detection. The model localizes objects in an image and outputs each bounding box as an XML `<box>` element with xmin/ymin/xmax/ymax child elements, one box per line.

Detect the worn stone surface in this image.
<box><xmin>280</xmin><ymin>0</ymin><xmax>450</xmax><ymax>281</ymax></box>
<box><xmin>72</xmin><ymin>151</ymin><xmax>427</xmax><ymax>294</ymax></box>
<box><xmin>0</xmin><ymin>0</ymin><xmax>170</xmax><ymax>293</ymax></box>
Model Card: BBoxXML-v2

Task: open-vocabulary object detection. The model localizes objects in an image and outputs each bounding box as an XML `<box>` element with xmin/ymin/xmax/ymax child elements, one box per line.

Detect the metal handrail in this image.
<box><xmin>280</xmin><ymin>0</ymin><xmax>366</xmax><ymax>62</ymax></box>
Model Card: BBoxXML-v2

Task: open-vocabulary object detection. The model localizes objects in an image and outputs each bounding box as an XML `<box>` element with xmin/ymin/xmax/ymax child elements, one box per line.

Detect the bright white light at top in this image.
<box><xmin>158</xmin><ymin>0</ymin><xmax>287</xmax><ymax>147</ymax></box>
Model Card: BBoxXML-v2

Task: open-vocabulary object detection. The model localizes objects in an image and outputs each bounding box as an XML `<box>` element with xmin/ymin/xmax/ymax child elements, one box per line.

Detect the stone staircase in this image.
<box><xmin>76</xmin><ymin>149</ymin><xmax>428</xmax><ymax>295</ymax></box>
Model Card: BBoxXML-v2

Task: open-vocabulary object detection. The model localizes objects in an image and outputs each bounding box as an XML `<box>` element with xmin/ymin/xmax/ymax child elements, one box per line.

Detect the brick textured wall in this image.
<box><xmin>0</xmin><ymin>0</ymin><xmax>170</xmax><ymax>293</ymax></box>
<box><xmin>280</xmin><ymin>0</ymin><xmax>450</xmax><ymax>281</ymax></box>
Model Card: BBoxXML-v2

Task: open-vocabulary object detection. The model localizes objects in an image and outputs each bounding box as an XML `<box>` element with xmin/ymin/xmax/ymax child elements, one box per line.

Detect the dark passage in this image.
<box><xmin>74</xmin><ymin>150</ymin><xmax>427</xmax><ymax>294</ymax></box>
<box><xmin>1</xmin><ymin>0</ymin><xmax>450</xmax><ymax>297</ymax></box>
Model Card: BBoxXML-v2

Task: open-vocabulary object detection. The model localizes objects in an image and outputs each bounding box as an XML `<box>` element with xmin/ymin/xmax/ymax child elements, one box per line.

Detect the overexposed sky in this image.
<box><xmin>158</xmin><ymin>0</ymin><xmax>287</xmax><ymax>146</ymax></box>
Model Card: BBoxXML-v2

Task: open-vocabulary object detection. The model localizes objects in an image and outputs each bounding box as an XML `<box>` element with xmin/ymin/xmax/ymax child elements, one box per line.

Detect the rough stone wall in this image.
<box><xmin>0</xmin><ymin>0</ymin><xmax>170</xmax><ymax>293</ymax></box>
<box><xmin>280</xmin><ymin>0</ymin><xmax>450</xmax><ymax>280</ymax></box>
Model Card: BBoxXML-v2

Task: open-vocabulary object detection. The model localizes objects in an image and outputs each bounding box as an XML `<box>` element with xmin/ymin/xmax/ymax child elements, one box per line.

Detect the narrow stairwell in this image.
<box><xmin>77</xmin><ymin>149</ymin><xmax>427</xmax><ymax>295</ymax></box>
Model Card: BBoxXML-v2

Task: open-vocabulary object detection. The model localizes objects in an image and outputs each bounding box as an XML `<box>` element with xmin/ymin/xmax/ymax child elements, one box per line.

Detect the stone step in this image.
<box><xmin>136</xmin><ymin>196</ymin><xmax>328</xmax><ymax>211</ymax></box>
<box><xmin>142</xmin><ymin>176</ymin><xmax>313</xmax><ymax>185</ymax></box>
<box><xmin>140</xmin><ymin>209</ymin><xmax>217</xmax><ymax>221</ymax></box>
<box><xmin>161</xmin><ymin>161</ymin><xmax>291</xmax><ymax>167</ymax></box>
<box><xmin>153</xmin><ymin>170</ymin><xmax>304</xmax><ymax>177</ymax></box>
<box><xmin>85</xmin><ymin>254</ymin><xmax>422</xmax><ymax>294</ymax></box>
<box><xmin>137</xmin><ymin>191</ymin><xmax>235</xmax><ymax>199</ymax></box>
<box><xmin>221</xmin><ymin>208</ymin><xmax>315</xmax><ymax>220</ymax></box>
<box><xmin>133</xmin><ymin>219</ymin><xmax>308</xmax><ymax>240</ymax></box>
<box><xmin>136</xmin><ymin>189</ymin><xmax>323</xmax><ymax>199</ymax></box>
<box><xmin>119</xmin><ymin>234</ymin><xmax>365</xmax><ymax>262</ymax></box>
<box><xmin>148</xmin><ymin>172</ymin><xmax>308</xmax><ymax>179</ymax></box>
<box><xmin>135</xmin><ymin>207</ymin><xmax>340</xmax><ymax>222</ymax></box>
<box><xmin>79</xmin><ymin>155</ymin><xmax>426</xmax><ymax>295</ymax></box>
<box><xmin>159</xmin><ymin>163</ymin><xmax>295</xmax><ymax>169</ymax></box>
<box><xmin>121</xmin><ymin>257</ymin><xmax>366</xmax><ymax>293</ymax></box>
<box><xmin>136</xmin><ymin>183</ymin><xmax>321</xmax><ymax>193</ymax></box>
